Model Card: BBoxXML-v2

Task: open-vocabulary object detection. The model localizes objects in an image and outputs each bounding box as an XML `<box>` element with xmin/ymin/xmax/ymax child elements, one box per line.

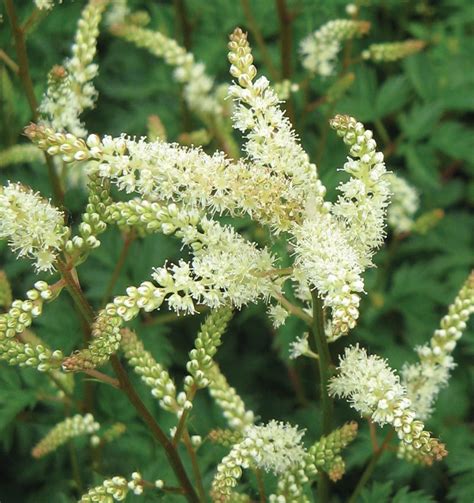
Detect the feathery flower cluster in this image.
<box><xmin>362</xmin><ymin>40</ymin><xmax>425</xmax><ymax>62</ymax></box>
<box><xmin>211</xmin><ymin>421</ymin><xmax>306</xmax><ymax>501</ymax></box>
<box><xmin>293</xmin><ymin>211</ymin><xmax>364</xmax><ymax>336</ymax></box>
<box><xmin>307</xmin><ymin>421</ymin><xmax>358</xmax><ymax>481</ymax></box>
<box><xmin>300</xmin><ymin>20</ymin><xmax>370</xmax><ymax>76</ymax></box>
<box><xmin>293</xmin><ymin>115</ymin><xmax>389</xmax><ymax>336</ymax></box>
<box><xmin>62</xmin><ymin>218</ymin><xmax>276</xmax><ymax>372</ymax></box>
<box><xmin>387</xmin><ymin>173</ymin><xmax>419</xmax><ymax>234</ymax></box>
<box><xmin>208</xmin><ymin>364</ymin><xmax>255</xmax><ymax>430</ymax></box>
<box><xmin>39</xmin><ymin>0</ymin><xmax>107</xmax><ymax>136</ymax></box>
<box><xmin>329</xmin><ymin>114</ymin><xmax>391</xmax><ymax>267</ymax></box>
<box><xmin>111</xmin><ymin>22</ymin><xmax>222</xmax><ymax>118</ymax></box>
<box><xmin>32</xmin><ymin>413</ymin><xmax>100</xmax><ymax>458</ymax></box>
<box><xmin>289</xmin><ymin>332</ymin><xmax>319</xmax><ymax>360</ymax></box>
<box><xmin>26</xmin><ymin>124</ymin><xmax>305</xmax><ymax>231</ymax></box>
<box><xmin>402</xmin><ymin>271</ymin><xmax>474</xmax><ymax>420</ymax></box>
<box><xmin>329</xmin><ymin>345</ymin><xmax>447</xmax><ymax>465</ymax></box>
<box><xmin>228</xmin><ymin>28</ymin><xmax>325</xmax><ymax>213</ymax></box>
<box><xmin>0</xmin><ymin>144</ymin><xmax>44</xmax><ymax>168</ymax></box>
<box><xmin>0</xmin><ymin>182</ymin><xmax>68</xmax><ymax>271</ymax></box>
<box><xmin>79</xmin><ymin>472</ymin><xmax>144</xmax><ymax>502</ymax></box>
<box><xmin>120</xmin><ymin>329</ymin><xmax>178</xmax><ymax>413</ymax></box>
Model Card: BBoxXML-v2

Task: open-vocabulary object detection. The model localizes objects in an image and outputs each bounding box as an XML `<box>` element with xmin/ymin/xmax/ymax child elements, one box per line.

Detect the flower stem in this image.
<box><xmin>310</xmin><ymin>289</ymin><xmax>333</xmax><ymax>503</ymax></box>
<box><xmin>111</xmin><ymin>355</ymin><xmax>200</xmax><ymax>503</ymax></box>
<box><xmin>58</xmin><ymin>263</ymin><xmax>200</xmax><ymax>503</ymax></box>
<box><xmin>4</xmin><ymin>0</ymin><xmax>64</xmax><ymax>206</ymax></box>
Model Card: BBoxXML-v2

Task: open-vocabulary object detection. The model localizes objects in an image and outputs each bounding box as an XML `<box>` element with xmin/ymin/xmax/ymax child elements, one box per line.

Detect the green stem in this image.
<box><xmin>310</xmin><ymin>290</ymin><xmax>333</xmax><ymax>503</ymax></box>
<box><xmin>4</xmin><ymin>0</ymin><xmax>64</xmax><ymax>205</ymax></box>
<box><xmin>273</xmin><ymin>291</ymin><xmax>313</xmax><ymax>326</ymax></box>
<box><xmin>241</xmin><ymin>0</ymin><xmax>279</xmax><ymax>81</ymax></box>
<box><xmin>348</xmin><ymin>430</ymin><xmax>394</xmax><ymax>503</ymax></box>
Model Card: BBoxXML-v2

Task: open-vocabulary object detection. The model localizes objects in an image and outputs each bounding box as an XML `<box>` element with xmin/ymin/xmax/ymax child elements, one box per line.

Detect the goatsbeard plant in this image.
<box><xmin>1</xmin><ymin>1</ymin><xmax>472</xmax><ymax>502</ymax></box>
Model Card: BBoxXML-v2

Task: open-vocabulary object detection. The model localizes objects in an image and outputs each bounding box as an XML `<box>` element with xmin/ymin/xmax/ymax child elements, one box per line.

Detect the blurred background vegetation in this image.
<box><xmin>0</xmin><ymin>0</ymin><xmax>473</xmax><ymax>501</ymax></box>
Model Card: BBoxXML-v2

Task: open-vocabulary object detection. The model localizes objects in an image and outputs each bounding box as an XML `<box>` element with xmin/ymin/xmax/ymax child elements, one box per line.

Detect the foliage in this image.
<box><xmin>0</xmin><ymin>0</ymin><xmax>473</xmax><ymax>502</ymax></box>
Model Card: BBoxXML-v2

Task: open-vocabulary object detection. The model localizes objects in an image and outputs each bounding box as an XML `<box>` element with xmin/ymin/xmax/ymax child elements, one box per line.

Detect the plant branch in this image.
<box><xmin>272</xmin><ymin>291</ymin><xmax>313</xmax><ymax>326</ymax></box>
<box><xmin>111</xmin><ymin>355</ymin><xmax>199</xmax><ymax>503</ymax></box>
<box><xmin>310</xmin><ymin>289</ymin><xmax>334</xmax><ymax>503</ymax></box>
<box><xmin>182</xmin><ymin>430</ymin><xmax>206</xmax><ymax>502</ymax></box>
<box><xmin>58</xmin><ymin>261</ymin><xmax>199</xmax><ymax>503</ymax></box>
<box><xmin>0</xmin><ymin>49</ymin><xmax>19</xmax><ymax>74</ymax></box>
<box><xmin>4</xmin><ymin>0</ymin><xmax>64</xmax><ymax>205</ymax></box>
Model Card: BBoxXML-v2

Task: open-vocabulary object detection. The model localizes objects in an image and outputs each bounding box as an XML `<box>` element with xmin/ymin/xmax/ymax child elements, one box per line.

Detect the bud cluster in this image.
<box><xmin>39</xmin><ymin>0</ymin><xmax>107</xmax><ymax>137</ymax></box>
<box><xmin>307</xmin><ymin>421</ymin><xmax>358</xmax><ymax>481</ymax></box>
<box><xmin>208</xmin><ymin>364</ymin><xmax>255</xmax><ymax>430</ymax></box>
<box><xmin>0</xmin><ymin>144</ymin><xmax>44</xmax><ymax>168</ymax></box>
<box><xmin>402</xmin><ymin>271</ymin><xmax>474</xmax><ymax>420</ymax></box>
<box><xmin>0</xmin><ymin>182</ymin><xmax>68</xmax><ymax>272</ymax></box>
<box><xmin>329</xmin><ymin>345</ymin><xmax>447</xmax><ymax>465</ymax></box>
<box><xmin>32</xmin><ymin>413</ymin><xmax>100</xmax><ymax>458</ymax></box>
<box><xmin>185</xmin><ymin>308</ymin><xmax>233</xmax><ymax>391</ymax></box>
<box><xmin>120</xmin><ymin>329</ymin><xmax>179</xmax><ymax>412</ymax></box>
<box><xmin>300</xmin><ymin>19</ymin><xmax>370</xmax><ymax>77</ymax></box>
<box><xmin>363</xmin><ymin>40</ymin><xmax>425</xmax><ymax>62</ymax></box>
<box><xmin>111</xmin><ymin>23</ymin><xmax>221</xmax><ymax>118</ymax></box>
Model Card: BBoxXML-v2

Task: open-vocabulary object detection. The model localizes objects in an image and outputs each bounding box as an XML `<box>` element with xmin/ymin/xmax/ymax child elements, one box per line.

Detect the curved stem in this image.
<box><xmin>111</xmin><ymin>355</ymin><xmax>200</xmax><ymax>503</ymax></box>
<box><xmin>182</xmin><ymin>430</ymin><xmax>206</xmax><ymax>502</ymax></box>
<box><xmin>4</xmin><ymin>0</ymin><xmax>64</xmax><ymax>205</ymax></box>
<box><xmin>310</xmin><ymin>290</ymin><xmax>334</xmax><ymax>503</ymax></box>
<box><xmin>273</xmin><ymin>291</ymin><xmax>313</xmax><ymax>326</ymax></box>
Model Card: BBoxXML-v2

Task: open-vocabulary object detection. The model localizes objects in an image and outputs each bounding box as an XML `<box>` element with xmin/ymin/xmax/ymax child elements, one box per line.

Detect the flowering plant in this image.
<box><xmin>0</xmin><ymin>1</ymin><xmax>473</xmax><ymax>502</ymax></box>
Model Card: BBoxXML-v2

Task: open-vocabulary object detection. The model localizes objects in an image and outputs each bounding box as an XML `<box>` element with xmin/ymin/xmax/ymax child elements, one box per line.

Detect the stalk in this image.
<box><xmin>4</xmin><ymin>0</ymin><xmax>64</xmax><ymax>205</ymax></box>
<box><xmin>310</xmin><ymin>290</ymin><xmax>334</xmax><ymax>503</ymax></box>
<box><xmin>58</xmin><ymin>262</ymin><xmax>200</xmax><ymax>503</ymax></box>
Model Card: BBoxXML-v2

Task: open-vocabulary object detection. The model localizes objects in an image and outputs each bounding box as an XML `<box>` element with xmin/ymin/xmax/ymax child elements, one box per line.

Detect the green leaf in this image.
<box><xmin>398</xmin><ymin>103</ymin><xmax>443</xmax><ymax>141</ymax></box>
<box><xmin>0</xmin><ymin>390</ymin><xmax>36</xmax><ymax>433</ymax></box>
<box><xmin>375</xmin><ymin>76</ymin><xmax>411</xmax><ymax>118</ymax></box>
<box><xmin>392</xmin><ymin>487</ymin><xmax>435</xmax><ymax>503</ymax></box>
<box><xmin>400</xmin><ymin>143</ymin><xmax>440</xmax><ymax>189</ymax></box>
<box><xmin>359</xmin><ymin>481</ymin><xmax>393</xmax><ymax>503</ymax></box>
<box><xmin>430</xmin><ymin>122</ymin><xmax>474</xmax><ymax>170</ymax></box>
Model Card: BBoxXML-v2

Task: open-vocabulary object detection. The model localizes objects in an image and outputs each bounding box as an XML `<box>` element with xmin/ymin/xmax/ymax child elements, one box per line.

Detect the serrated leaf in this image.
<box><xmin>431</xmin><ymin>122</ymin><xmax>474</xmax><ymax>170</ymax></box>
<box><xmin>398</xmin><ymin>103</ymin><xmax>443</xmax><ymax>141</ymax></box>
<box><xmin>359</xmin><ymin>481</ymin><xmax>393</xmax><ymax>503</ymax></box>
